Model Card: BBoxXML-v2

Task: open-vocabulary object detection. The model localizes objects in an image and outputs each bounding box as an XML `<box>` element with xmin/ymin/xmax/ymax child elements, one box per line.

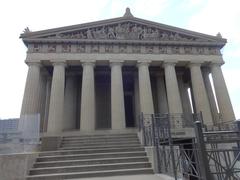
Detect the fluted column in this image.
<box><xmin>64</xmin><ymin>74</ymin><xmax>77</xmax><ymax>130</ymax></box>
<box><xmin>202</xmin><ymin>68</ymin><xmax>219</xmax><ymax>124</ymax></box>
<box><xmin>47</xmin><ymin>62</ymin><xmax>66</xmax><ymax>133</ymax></box>
<box><xmin>138</xmin><ymin>61</ymin><xmax>154</xmax><ymax>114</ymax></box>
<box><xmin>164</xmin><ymin>63</ymin><xmax>183</xmax><ymax>114</ymax></box>
<box><xmin>156</xmin><ymin>74</ymin><xmax>168</xmax><ymax>114</ymax></box>
<box><xmin>110</xmin><ymin>62</ymin><xmax>126</xmax><ymax>129</ymax></box>
<box><xmin>20</xmin><ymin>62</ymin><xmax>41</xmax><ymax>116</ymax></box>
<box><xmin>189</xmin><ymin>63</ymin><xmax>213</xmax><ymax>125</ymax></box>
<box><xmin>43</xmin><ymin>77</ymin><xmax>51</xmax><ymax>132</ymax></box>
<box><xmin>211</xmin><ymin>64</ymin><xmax>235</xmax><ymax>122</ymax></box>
<box><xmin>177</xmin><ymin>74</ymin><xmax>192</xmax><ymax>123</ymax></box>
<box><xmin>80</xmin><ymin>61</ymin><xmax>96</xmax><ymax>131</ymax></box>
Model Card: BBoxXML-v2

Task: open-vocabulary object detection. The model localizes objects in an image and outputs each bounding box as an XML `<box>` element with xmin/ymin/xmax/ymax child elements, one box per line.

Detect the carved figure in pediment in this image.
<box><xmin>173</xmin><ymin>33</ymin><xmax>181</xmax><ymax>41</ymax></box>
<box><xmin>107</xmin><ymin>27</ymin><xmax>116</xmax><ymax>39</ymax></box>
<box><xmin>160</xmin><ymin>32</ymin><xmax>169</xmax><ymax>40</ymax></box>
<box><xmin>33</xmin><ymin>44</ymin><xmax>42</xmax><ymax>52</ymax></box>
<box><xmin>142</xmin><ymin>28</ymin><xmax>159</xmax><ymax>40</ymax></box>
<box><xmin>87</xmin><ymin>29</ymin><xmax>93</xmax><ymax>39</ymax></box>
<box><xmin>48</xmin><ymin>44</ymin><xmax>56</xmax><ymax>53</ymax></box>
<box><xmin>115</xmin><ymin>24</ymin><xmax>125</xmax><ymax>39</ymax></box>
<box><xmin>76</xmin><ymin>45</ymin><xmax>85</xmax><ymax>53</ymax></box>
<box><xmin>119</xmin><ymin>45</ymin><xmax>127</xmax><ymax>53</ymax></box>
<box><xmin>159</xmin><ymin>46</ymin><xmax>167</xmax><ymax>54</ymax></box>
<box><xmin>184</xmin><ymin>47</ymin><xmax>192</xmax><ymax>54</ymax></box>
<box><xmin>129</xmin><ymin>24</ymin><xmax>138</xmax><ymax>39</ymax></box>
<box><xmin>93</xmin><ymin>27</ymin><xmax>107</xmax><ymax>39</ymax></box>
<box><xmin>91</xmin><ymin>45</ymin><xmax>99</xmax><ymax>53</ymax></box>
<box><xmin>132</xmin><ymin>45</ymin><xmax>141</xmax><ymax>53</ymax></box>
<box><xmin>105</xmin><ymin>45</ymin><xmax>113</xmax><ymax>53</ymax></box>
<box><xmin>62</xmin><ymin>44</ymin><xmax>71</xmax><ymax>53</ymax></box>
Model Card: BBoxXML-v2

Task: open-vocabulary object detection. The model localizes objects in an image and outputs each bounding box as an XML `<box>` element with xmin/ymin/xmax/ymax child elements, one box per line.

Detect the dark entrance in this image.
<box><xmin>123</xmin><ymin>67</ymin><xmax>135</xmax><ymax>128</ymax></box>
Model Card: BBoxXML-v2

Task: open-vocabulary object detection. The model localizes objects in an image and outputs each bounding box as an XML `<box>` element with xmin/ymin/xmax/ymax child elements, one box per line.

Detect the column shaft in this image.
<box><xmin>43</xmin><ymin>77</ymin><xmax>51</xmax><ymax>132</ymax></box>
<box><xmin>202</xmin><ymin>69</ymin><xmax>219</xmax><ymax>124</ymax></box>
<box><xmin>111</xmin><ymin>62</ymin><xmax>126</xmax><ymax>129</ymax></box>
<box><xmin>177</xmin><ymin>75</ymin><xmax>192</xmax><ymax>123</ymax></box>
<box><xmin>47</xmin><ymin>63</ymin><xmax>66</xmax><ymax>133</ymax></box>
<box><xmin>190</xmin><ymin>64</ymin><xmax>213</xmax><ymax>125</ymax></box>
<box><xmin>211</xmin><ymin>64</ymin><xmax>235</xmax><ymax>122</ymax></box>
<box><xmin>20</xmin><ymin>63</ymin><xmax>41</xmax><ymax>116</ymax></box>
<box><xmin>138</xmin><ymin>62</ymin><xmax>154</xmax><ymax>114</ymax></box>
<box><xmin>164</xmin><ymin>63</ymin><xmax>183</xmax><ymax>128</ymax></box>
<box><xmin>156</xmin><ymin>75</ymin><xmax>168</xmax><ymax>114</ymax></box>
<box><xmin>80</xmin><ymin>62</ymin><xmax>95</xmax><ymax>131</ymax></box>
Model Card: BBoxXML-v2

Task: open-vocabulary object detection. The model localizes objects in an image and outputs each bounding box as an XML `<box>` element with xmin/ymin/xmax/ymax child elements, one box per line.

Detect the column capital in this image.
<box><xmin>52</xmin><ymin>62</ymin><xmax>66</xmax><ymax>67</ymax></box>
<box><xmin>81</xmin><ymin>60</ymin><xmax>95</xmax><ymax>67</ymax></box>
<box><xmin>27</xmin><ymin>62</ymin><xmax>42</xmax><ymax>67</ymax></box>
<box><xmin>210</xmin><ymin>62</ymin><xmax>224</xmax><ymax>68</ymax></box>
<box><xmin>110</xmin><ymin>61</ymin><xmax>123</xmax><ymax>67</ymax></box>
<box><xmin>162</xmin><ymin>62</ymin><xmax>176</xmax><ymax>68</ymax></box>
<box><xmin>137</xmin><ymin>60</ymin><xmax>151</xmax><ymax>67</ymax></box>
<box><xmin>188</xmin><ymin>62</ymin><xmax>202</xmax><ymax>68</ymax></box>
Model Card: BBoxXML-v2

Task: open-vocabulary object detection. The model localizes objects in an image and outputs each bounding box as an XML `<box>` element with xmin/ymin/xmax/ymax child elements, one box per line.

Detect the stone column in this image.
<box><xmin>80</xmin><ymin>61</ymin><xmax>96</xmax><ymax>131</ymax></box>
<box><xmin>38</xmin><ymin>73</ymin><xmax>47</xmax><ymax>132</ymax></box>
<box><xmin>156</xmin><ymin>74</ymin><xmax>168</xmax><ymax>114</ymax></box>
<box><xmin>110</xmin><ymin>62</ymin><xmax>126</xmax><ymax>129</ymax></box>
<box><xmin>64</xmin><ymin>74</ymin><xmax>77</xmax><ymax>130</ymax></box>
<box><xmin>189</xmin><ymin>63</ymin><xmax>213</xmax><ymax>125</ymax></box>
<box><xmin>164</xmin><ymin>63</ymin><xmax>183</xmax><ymax>114</ymax></box>
<box><xmin>164</xmin><ymin>62</ymin><xmax>183</xmax><ymax>128</ymax></box>
<box><xmin>43</xmin><ymin>77</ymin><xmax>51</xmax><ymax>132</ymax></box>
<box><xmin>202</xmin><ymin>68</ymin><xmax>219</xmax><ymax>124</ymax></box>
<box><xmin>211</xmin><ymin>64</ymin><xmax>235</xmax><ymax>122</ymax></box>
<box><xmin>138</xmin><ymin>61</ymin><xmax>154</xmax><ymax>114</ymax></box>
<box><xmin>177</xmin><ymin>74</ymin><xmax>192</xmax><ymax>123</ymax></box>
<box><xmin>47</xmin><ymin>62</ymin><xmax>66</xmax><ymax>133</ymax></box>
<box><xmin>20</xmin><ymin>62</ymin><xmax>41</xmax><ymax>116</ymax></box>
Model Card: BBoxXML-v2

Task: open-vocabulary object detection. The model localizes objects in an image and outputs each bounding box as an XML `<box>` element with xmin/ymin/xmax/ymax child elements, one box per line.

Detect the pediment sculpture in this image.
<box><xmin>44</xmin><ymin>22</ymin><xmax>209</xmax><ymax>42</ymax></box>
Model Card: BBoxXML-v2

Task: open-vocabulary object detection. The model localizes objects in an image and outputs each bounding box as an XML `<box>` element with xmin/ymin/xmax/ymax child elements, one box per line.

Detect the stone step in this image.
<box><xmin>34</xmin><ymin>156</ymin><xmax>149</xmax><ymax>168</ymax></box>
<box><xmin>37</xmin><ymin>151</ymin><xmax>146</xmax><ymax>162</ymax></box>
<box><xmin>62</xmin><ymin>133</ymin><xmax>138</xmax><ymax>139</ymax></box>
<box><xmin>30</xmin><ymin>162</ymin><xmax>151</xmax><ymax>175</ymax></box>
<box><xmin>60</xmin><ymin>140</ymin><xmax>140</xmax><ymax>147</ymax></box>
<box><xmin>39</xmin><ymin>147</ymin><xmax>144</xmax><ymax>156</ymax></box>
<box><xmin>26</xmin><ymin>168</ymin><xmax>153</xmax><ymax>180</ymax></box>
<box><xmin>61</xmin><ymin>137</ymin><xmax>139</xmax><ymax>143</ymax></box>
<box><xmin>58</xmin><ymin>143</ymin><xmax>141</xmax><ymax>150</ymax></box>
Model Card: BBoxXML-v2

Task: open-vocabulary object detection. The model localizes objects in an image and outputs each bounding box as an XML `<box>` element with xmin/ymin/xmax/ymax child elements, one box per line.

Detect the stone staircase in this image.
<box><xmin>26</xmin><ymin>133</ymin><xmax>153</xmax><ymax>179</ymax></box>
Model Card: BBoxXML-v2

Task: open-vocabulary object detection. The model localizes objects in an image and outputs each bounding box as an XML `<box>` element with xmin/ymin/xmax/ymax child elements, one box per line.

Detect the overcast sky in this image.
<box><xmin>0</xmin><ymin>0</ymin><xmax>239</xmax><ymax>119</ymax></box>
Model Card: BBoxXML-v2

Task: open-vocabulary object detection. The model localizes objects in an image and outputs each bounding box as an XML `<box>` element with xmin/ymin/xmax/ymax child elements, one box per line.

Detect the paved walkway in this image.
<box><xmin>70</xmin><ymin>174</ymin><xmax>175</xmax><ymax>180</ymax></box>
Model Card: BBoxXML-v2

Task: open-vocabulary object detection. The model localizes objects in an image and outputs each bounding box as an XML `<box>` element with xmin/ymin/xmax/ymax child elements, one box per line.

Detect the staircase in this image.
<box><xmin>26</xmin><ymin>133</ymin><xmax>153</xmax><ymax>179</ymax></box>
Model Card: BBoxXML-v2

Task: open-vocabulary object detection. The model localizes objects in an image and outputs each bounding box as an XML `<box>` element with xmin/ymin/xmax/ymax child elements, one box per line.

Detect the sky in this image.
<box><xmin>0</xmin><ymin>0</ymin><xmax>239</xmax><ymax>119</ymax></box>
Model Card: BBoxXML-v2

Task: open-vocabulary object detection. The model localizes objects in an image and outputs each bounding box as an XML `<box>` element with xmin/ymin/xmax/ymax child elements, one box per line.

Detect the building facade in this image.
<box><xmin>20</xmin><ymin>9</ymin><xmax>235</xmax><ymax>135</ymax></box>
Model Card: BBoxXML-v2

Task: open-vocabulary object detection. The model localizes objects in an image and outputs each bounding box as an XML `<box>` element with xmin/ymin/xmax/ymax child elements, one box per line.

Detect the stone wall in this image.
<box><xmin>0</xmin><ymin>153</ymin><xmax>38</xmax><ymax>180</ymax></box>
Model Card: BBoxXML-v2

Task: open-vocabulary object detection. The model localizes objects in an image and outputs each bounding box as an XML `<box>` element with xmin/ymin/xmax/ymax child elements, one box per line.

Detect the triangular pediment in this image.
<box><xmin>20</xmin><ymin>16</ymin><xmax>226</xmax><ymax>46</ymax></box>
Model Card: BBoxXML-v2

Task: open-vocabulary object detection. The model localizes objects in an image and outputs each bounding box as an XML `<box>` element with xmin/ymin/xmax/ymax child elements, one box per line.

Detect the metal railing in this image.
<box><xmin>138</xmin><ymin>112</ymin><xmax>240</xmax><ymax>180</ymax></box>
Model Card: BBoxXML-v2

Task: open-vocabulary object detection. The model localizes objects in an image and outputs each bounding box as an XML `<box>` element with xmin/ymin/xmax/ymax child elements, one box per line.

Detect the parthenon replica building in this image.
<box><xmin>20</xmin><ymin>8</ymin><xmax>235</xmax><ymax>135</ymax></box>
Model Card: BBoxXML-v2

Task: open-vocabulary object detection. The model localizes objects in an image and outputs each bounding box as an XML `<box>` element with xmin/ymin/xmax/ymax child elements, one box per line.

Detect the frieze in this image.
<box><xmin>43</xmin><ymin>22</ymin><xmax>209</xmax><ymax>42</ymax></box>
<box><xmin>29</xmin><ymin>43</ymin><xmax>221</xmax><ymax>55</ymax></box>
<box><xmin>48</xmin><ymin>44</ymin><xmax>56</xmax><ymax>53</ymax></box>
